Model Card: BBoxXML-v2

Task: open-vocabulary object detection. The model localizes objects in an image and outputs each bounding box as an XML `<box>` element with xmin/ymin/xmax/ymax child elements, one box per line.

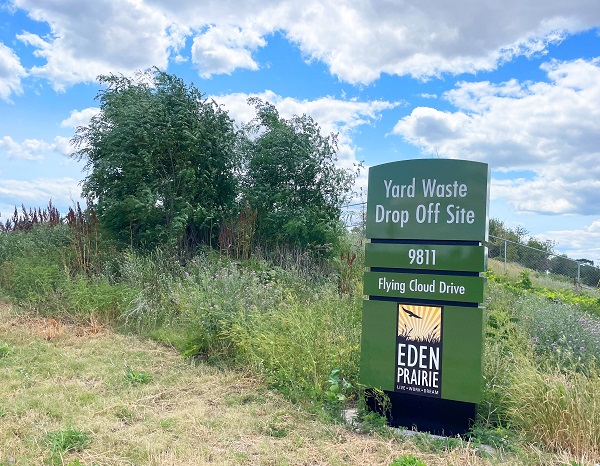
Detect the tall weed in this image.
<box><xmin>5</xmin><ymin>257</ymin><xmax>67</xmax><ymax>304</ymax></box>
<box><xmin>173</xmin><ymin>258</ymin><xmax>288</xmax><ymax>360</ymax></box>
<box><xmin>131</xmin><ymin>254</ymin><xmax>364</xmax><ymax>411</ymax></box>
<box><xmin>479</xmin><ymin>282</ymin><xmax>530</xmax><ymax>426</ymax></box>
<box><xmin>508</xmin><ymin>360</ymin><xmax>600</xmax><ymax>462</ymax></box>
<box><xmin>230</xmin><ymin>287</ymin><xmax>362</xmax><ymax>406</ymax></box>
<box><xmin>0</xmin><ymin>225</ymin><xmax>71</xmax><ymax>305</ymax></box>
<box><xmin>61</xmin><ymin>277</ymin><xmax>137</xmax><ymax>323</ymax></box>
<box><xmin>118</xmin><ymin>249</ymin><xmax>186</xmax><ymax>329</ymax></box>
<box><xmin>482</xmin><ymin>280</ymin><xmax>600</xmax><ymax>462</ymax></box>
<box><xmin>0</xmin><ymin>224</ymin><xmax>70</xmax><ymax>266</ymax></box>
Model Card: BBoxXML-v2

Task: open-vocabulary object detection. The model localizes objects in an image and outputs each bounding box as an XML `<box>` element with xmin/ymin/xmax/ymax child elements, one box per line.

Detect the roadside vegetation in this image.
<box><xmin>0</xmin><ymin>69</ymin><xmax>598</xmax><ymax>465</ymax></box>
<box><xmin>0</xmin><ymin>214</ymin><xmax>598</xmax><ymax>465</ymax></box>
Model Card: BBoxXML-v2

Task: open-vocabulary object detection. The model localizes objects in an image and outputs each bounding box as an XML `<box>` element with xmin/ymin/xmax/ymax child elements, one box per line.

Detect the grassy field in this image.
<box><xmin>0</xmin><ymin>224</ymin><xmax>599</xmax><ymax>465</ymax></box>
<box><xmin>1</xmin><ymin>300</ymin><xmax>498</xmax><ymax>466</ymax></box>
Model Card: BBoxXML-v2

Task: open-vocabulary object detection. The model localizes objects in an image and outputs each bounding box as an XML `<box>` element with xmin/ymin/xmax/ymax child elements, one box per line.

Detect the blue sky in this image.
<box><xmin>1</xmin><ymin>0</ymin><xmax>600</xmax><ymax>263</ymax></box>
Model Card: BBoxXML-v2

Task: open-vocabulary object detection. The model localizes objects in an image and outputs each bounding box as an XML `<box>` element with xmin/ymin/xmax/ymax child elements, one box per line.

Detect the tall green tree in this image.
<box><xmin>240</xmin><ymin>99</ymin><xmax>358</xmax><ymax>255</ymax></box>
<box><xmin>72</xmin><ymin>69</ymin><xmax>239</xmax><ymax>252</ymax></box>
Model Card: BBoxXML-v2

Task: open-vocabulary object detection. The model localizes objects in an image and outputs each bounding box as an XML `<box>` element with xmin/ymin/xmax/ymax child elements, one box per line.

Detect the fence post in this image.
<box><xmin>503</xmin><ymin>238</ymin><xmax>507</xmax><ymax>274</ymax></box>
<box><xmin>577</xmin><ymin>263</ymin><xmax>581</xmax><ymax>292</ymax></box>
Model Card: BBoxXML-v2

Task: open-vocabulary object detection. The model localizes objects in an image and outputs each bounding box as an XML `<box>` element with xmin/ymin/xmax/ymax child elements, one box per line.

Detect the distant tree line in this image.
<box><xmin>489</xmin><ymin>218</ymin><xmax>600</xmax><ymax>287</ymax></box>
<box><xmin>70</xmin><ymin>68</ymin><xmax>358</xmax><ymax>258</ymax></box>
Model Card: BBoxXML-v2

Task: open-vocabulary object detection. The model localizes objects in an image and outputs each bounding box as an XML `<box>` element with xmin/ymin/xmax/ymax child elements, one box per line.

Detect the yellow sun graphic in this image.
<box><xmin>397</xmin><ymin>304</ymin><xmax>441</xmax><ymax>343</ymax></box>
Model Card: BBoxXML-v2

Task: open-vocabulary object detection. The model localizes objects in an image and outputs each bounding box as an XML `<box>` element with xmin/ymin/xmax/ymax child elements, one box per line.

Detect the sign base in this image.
<box><xmin>365</xmin><ymin>390</ymin><xmax>476</xmax><ymax>436</ymax></box>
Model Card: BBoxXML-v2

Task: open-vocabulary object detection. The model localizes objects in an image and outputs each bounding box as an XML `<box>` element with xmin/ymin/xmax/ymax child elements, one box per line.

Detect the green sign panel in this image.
<box><xmin>363</xmin><ymin>271</ymin><xmax>484</xmax><ymax>303</ymax></box>
<box><xmin>360</xmin><ymin>159</ymin><xmax>489</xmax><ymax>408</ymax></box>
<box><xmin>365</xmin><ymin>243</ymin><xmax>486</xmax><ymax>272</ymax></box>
<box><xmin>366</xmin><ymin>159</ymin><xmax>490</xmax><ymax>241</ymax></box>
<box><xmin>360</xmin><ymin>300</ymin><xmax>483</xmax><ymax>403</ymax></box>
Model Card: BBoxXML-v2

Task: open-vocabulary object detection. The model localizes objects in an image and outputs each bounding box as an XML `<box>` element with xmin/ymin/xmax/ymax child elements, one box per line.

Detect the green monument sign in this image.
<box><xmin>366</xmin><ymin>159</ymin><xmax>488</xmax><ymax>241</ymax></box>
<box><xmin>360</xmin><ymin>159</ymin><xmax>490</xmax><ymax>435</ymax></box>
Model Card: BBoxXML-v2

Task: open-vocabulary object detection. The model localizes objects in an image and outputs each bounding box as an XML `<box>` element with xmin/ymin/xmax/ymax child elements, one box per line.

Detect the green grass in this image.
<box><xmin>1</xmin><ymin>223</ymin><xmax>599</xmax><ymax>464</ymax></box>
<box><xmin>481</xmin><ymin>280</ymin><xmax>600</xmax><ymax>462</ymax></box>
<box><xmin>390</xmin><ymin>454</ymin><xmax>427</xmax><ymax>466</ymax></box>
<box><xmin>124</xmin><ymin>366</ymin><xmax>152</xmax><ymax>385</ymax></box>
<box><xmin>508</xmin><ymin>361</ymin><xmax>600</xmax><ymax>460</ymax></box>
<box><xmin>47</xmin><ymin>427</ymin><xmax>89</xmax><ymax>464</ymax></box>
<box><xmin>0</xmin><ymin>340</ymin><xmax>11</xmax><ymax>358</ymax></box>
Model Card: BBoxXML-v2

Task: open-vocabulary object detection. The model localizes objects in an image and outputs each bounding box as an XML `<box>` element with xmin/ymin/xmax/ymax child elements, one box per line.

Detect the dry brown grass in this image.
<box><xmin>0</xmin><ymin>300</ymin><xmax>551</xmax><ymax>465</ymax></box>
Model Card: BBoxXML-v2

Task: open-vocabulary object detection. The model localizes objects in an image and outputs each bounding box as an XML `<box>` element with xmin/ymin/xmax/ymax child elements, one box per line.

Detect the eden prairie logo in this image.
<box><xmin>395</xmin><ymin>304</ymin><xmax>442</xmax><ymax>397</ymax></box>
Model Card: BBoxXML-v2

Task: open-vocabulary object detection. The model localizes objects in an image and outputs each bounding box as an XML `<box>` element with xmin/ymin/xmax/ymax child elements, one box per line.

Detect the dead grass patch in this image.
<box><xmin>0</xmin><ymin>301</ymin><xmax>107</xmax><ymax>343</ymax></box>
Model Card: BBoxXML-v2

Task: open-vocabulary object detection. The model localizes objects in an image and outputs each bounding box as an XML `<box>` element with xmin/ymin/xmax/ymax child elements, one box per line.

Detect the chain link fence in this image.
<box><xmin>341</xmin><ymin>203</ymin><xmax>600</xmax><ymax>292</ymax></box>
<box><xmin>487</xmin><ymin>234</ymin><xmax>600</xmax><ymax>292</ymax></box>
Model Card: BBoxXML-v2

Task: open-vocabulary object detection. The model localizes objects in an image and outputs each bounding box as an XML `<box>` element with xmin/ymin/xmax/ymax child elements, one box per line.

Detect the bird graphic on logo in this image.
<box><xmin>401</xmin><ymin>306</ymin><xmax>422</xmax><ymax>319</ymax></box>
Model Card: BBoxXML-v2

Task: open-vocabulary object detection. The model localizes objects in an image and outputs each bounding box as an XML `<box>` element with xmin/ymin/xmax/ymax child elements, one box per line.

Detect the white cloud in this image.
<box><xmin>191</xmin><ymin>24</ymin><xmax>266</xmax><ymax>77</ymax></box>
<box><xmin>0</xmin><ymin>177</ymin><xmax>82</xmax><ymax>210</ymax></box>
<box><xmin>53</xmin><ymin>136</ymin><xmax>75</xmax><ymax>156</ymax></box>
<box><xmin>539</xmin><ymin>220</ymin><xmax>600</xmax><ymax>263</ymax></box>
<box><xmin>393</xmin><ymin>58</ymin><xmax>600</xmax><ymax>215</ymax></box>
<box><xmin>491</xmin><ymin>178</ymin><xmax>600</xmax><ymax>215</ymax></box>
<box><xmin>0</xmin><ymin>135</ymin><xmax>76</xmax><ymax>159</ymax></box>
<box><xmin>276</xmin><ymin>0</ymin><xmax>600</xmax><ymax>83</ymax></box>
<box><xmin>0</xmin><ymin>42</ymin><xmax>26</xmax><ymax>101</ymax></box>
<box><xmin>11</xmin><ymin>0</ymin><xmax>600</xmax><ymax>87</ymax></box>
<box><xmin>60</xmin><ymin>107</ymin><xmax>100</xmax><ymax>129</ymax></box>
<box><xmin>15</xmin><ymin>0</ymin><xmax>178</xmax><ymax>90</ymax></box>
<box><xmin>214</xmin><ymin>90</ymin><xmax>397</xmax><ymax>132</ymax></box>
<box><xmin>0</xmin><ymin>136</ymin><xmax>52</xmax><ymax>160</ymax></box>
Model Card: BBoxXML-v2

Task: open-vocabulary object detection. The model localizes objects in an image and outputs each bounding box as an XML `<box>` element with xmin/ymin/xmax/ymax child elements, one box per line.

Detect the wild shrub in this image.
<box><xmin>0</xmin><ymin>223</ymin><xmax>72</xmax><ymax>306</ymax></box>
<box><xmin>116</xmin><ymin>251</ymin><xmax>287</xmax><ymax>355</ymax></box>
<box><xmin>0</xmin><ymin>223</ymin><xmax>71</xmax><ymax>265</ymax></box>
<box><xmin>173</xmin><ymin>258</ymin><xmax>288</xmax><ymax>361</ymax></box>
<box><xmin>129</xmin><ymin>254</ymin><xmax>363</xmax><ymax>410</ymax></box>
<box><xmin>481</xmin><ymin>280</ymin><xmax>600</xmax><ymax>462</ymax></box>
<box><xmin>60</xmin><ymin>277</ymin><xmax>137</xmax><ymax>323</ymax></box>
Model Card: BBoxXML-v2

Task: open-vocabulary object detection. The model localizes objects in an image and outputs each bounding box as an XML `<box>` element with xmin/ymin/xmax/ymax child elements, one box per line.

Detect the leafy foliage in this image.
<box><xmin>240</xmin><ymin>98</ymin><xmax>358</xmax><ymax>255</ymax></box>
<box><xmin>72</xmin><ymin>68</ymin><xmax>239</xmax><ymax>252</ymax></box>
<box><xmin>68</xmin><ymin>70</ymin><xmax>362</xmax><ymax>258</ymax></box>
